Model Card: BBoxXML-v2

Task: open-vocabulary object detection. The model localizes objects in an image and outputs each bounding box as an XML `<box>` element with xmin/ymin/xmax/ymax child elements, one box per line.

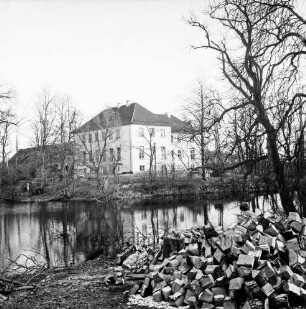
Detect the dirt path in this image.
<box><xmin>1</xmin><ymin>260</ymin><xmax>151</xmax><ymax>309</ymax></box>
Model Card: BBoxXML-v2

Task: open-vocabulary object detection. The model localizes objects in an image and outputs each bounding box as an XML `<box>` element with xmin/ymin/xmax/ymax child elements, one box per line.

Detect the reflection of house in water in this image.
<box><xmin>73</xmin><ymin>204</ymin><xmax>135</xmax><ymax>258</ymax></box>
<box><xmin>132</xmin><ymin>201</ymin><xmax>241</xmax><ymax>244</ymax></box>
<box><xmin>120</xmin><ymin>209</ymin><xmax>135</xmax><ymax>244</ymax></box>
<box><xmin>214</xmin><ymin>203</ymin><xmax>224</xmax><ymax>227</ymax></box>
<box><xmin>0</xmin><ymin>198</ymin><xmax>251</xmax><ymax>270</ymax></box>
<box><xmin>133</xmin><ymin>206</ymin><xmax>208</xmax><ymax>245</ymax></box>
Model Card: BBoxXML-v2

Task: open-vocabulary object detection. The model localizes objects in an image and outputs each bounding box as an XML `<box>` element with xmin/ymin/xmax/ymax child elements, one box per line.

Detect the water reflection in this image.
<box><xmin>0</xmin><ymin>195</ymin><xmax>274</xmax><ymax>270</ymax></box>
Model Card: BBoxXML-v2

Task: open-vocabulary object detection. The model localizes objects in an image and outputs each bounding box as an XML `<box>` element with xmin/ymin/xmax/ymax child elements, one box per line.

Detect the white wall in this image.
<box><xmin>130</xmin><ymin>124</ymin><xmax>172</xmax><ymax>174</ymax></box>
<box><xmin>75</xmin><ymin>124</ymin><xmax>203</xmax><ymax>176</ymax></box>
<box><xmin>170</xmin><ymin>133</ymin><xmax>201</xmax><ymax>172</ymax></box>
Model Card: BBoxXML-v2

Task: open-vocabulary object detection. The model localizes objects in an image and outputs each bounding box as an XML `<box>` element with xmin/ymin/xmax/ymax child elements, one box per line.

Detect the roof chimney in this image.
<box><xmin>126</xmin><ymin>100</ymin><xmax>133</xmax><ymax>106</ymax></box>
<box><xmin>164</xmin><ymin>112</ymin><xmax>170</xmax><ymax>118</ymax></box>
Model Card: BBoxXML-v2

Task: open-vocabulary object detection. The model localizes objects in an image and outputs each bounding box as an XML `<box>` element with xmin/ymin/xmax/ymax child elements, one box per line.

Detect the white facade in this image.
<box><xmin>75</xmin><ymin>124</ymin><xmax>201</xmax><ymax>176</ymax></box>
<box><xmin>74</xmin><ymin>103</ymin><xmax>203</xmax><ymax>176</ymax></box>
<box><xmin>130</xmin><ymin>124</ymin><xmax>172</xmax><ymax>174</ymax></box>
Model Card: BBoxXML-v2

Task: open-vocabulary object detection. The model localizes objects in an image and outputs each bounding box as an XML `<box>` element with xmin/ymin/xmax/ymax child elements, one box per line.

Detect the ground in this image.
<box><xmin>1</xmin><ymin>259</ymin><xmax>152</xmax><ymax>309</ymax></box>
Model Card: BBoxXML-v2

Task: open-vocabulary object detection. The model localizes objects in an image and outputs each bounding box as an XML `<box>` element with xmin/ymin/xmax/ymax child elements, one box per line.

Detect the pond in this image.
<box><xmin>0</xmin><ymin>195</ymin><xmax>276</xmax><ymax>271</ymax></box>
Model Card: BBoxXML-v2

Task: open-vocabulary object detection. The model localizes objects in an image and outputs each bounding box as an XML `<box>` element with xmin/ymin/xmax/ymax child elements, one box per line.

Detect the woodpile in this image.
<box><xmin>120</xmin><ymin>211</ymin><xmax>306</xmax><ymax>308</ymax></box>
<box><xmin>0</xmin><ymin>276</ymin><xmax>35</xmax><ymax>301</ymax></box>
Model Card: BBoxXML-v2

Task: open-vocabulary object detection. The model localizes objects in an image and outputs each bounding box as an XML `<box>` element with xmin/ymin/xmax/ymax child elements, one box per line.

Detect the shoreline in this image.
<box><xmin>1</xmin><ymin>177</ymin><xmax>277</xmax><ymax>204</ymax></box>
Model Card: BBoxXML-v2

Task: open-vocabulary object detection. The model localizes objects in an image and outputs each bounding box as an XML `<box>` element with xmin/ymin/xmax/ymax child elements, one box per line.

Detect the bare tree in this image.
<box><xmin>136</xmin><ymin>126</ymin><xmax>157</xmax><ymax>183</ymax></box>
<box><xmin>254</xmin><ymin>0</ymin><xmax>306</xmax><ymax>48</ymax></box>
<box><xmin>31</xmin><ymin>87</ymin><xmax>58</xmax><ymax>188</ymax></box>
<box><xmin>170</xmin><ymin>146</ymin><xmax>191</xmax><ymax>176</ymax></box>
<box><xmin>189</xmin><ymin>0</ymin><xmax>306</xmax><ymax>213</ymax></box>
<box><xmin>181</xmin><ymin>82</ymin><xmax>216</xmax><ymax>180</ymax></box>
<box><xmin>77</xmin><ymin>109</ymin><xmax>121</xmax><ymax>188</ymax></box>
<box><xmin>32</xmin><ymin>87</ymin><xmax>58</xmax><ymax>148</ymax></box>
<box><xmin>54</xmin><ymin>95</ymin><xmax>81</xmax><ymax>194</ymax></box>
<box><xmin>0</xmin><ymin>86</ymin><xmax>17</xmax><ymax>169</ymax></box>
<box><xmin>0</xmin><ymin>108</ymin><xmax>16</xmax><ymax>170</ymax></box>
<box><xmin>31</xmin><ymin>88</ymin><xmax>81</xmax><ymax>192</ymax></box>
<box><xmin>180</xmin><ymin>82</ymin><xmax>238</xmax><ymax>179</ymax></box>
<box><xmin>0</xmin><ymin>86</ymin><xmax>22</xmax><ymax>197</ymax></box>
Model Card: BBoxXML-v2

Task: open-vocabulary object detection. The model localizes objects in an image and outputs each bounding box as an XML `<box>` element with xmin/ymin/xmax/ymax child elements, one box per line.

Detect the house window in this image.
<box><xmin>160</xmin><ymin>129</ymin><xmax>165</xmax><ymax>138</ymax></box>
<box><xmin>162</xmin><ymin>164</ymin><xmax>167</xmax><ymax>173</ymax></box>
<box><xmin>102</xmin><ymin>150</ymin><xmax>106</xmax><ymax>162</ymax></box>
<box><xmin>171</xmin><ymin>150</ymin><xmax>174</xmax><ymax>159</ymax></box>
<box><xmin>95</xmin><ymin>150</ymin><xmax>99</xmax><ymax>162</ymax></box>
<box><xmin>116</xmin><ymin>129</ymin><xmax>120</xmax><ymax>139</ymax></box>
<box><xmin>138</xmin><ymin>127</ymin><xmax>144</xmax><ymax>137</ymax></box>
<box><xmin>109</xmin><ymin>148</ymin><xmax>114</xmax><ymax>160</ymax></box>
<box><xmin>161</xmin><ymin>146</ymin><xmax>166</xmax><ymax>160</ymax></box>
<box><xmin>141</xmin><ymin>210</ymin><xmax>147</xmax><ymax>219</ymax></box>
<box><xmin>171</xmin><ymin>135</ymin><xmax>174</xmax><ymax>143</ymax></box>
<box><xmin>95</xmin><ymin>132</ymin><xmax>99</xmax><ymax>142</ymax></box>
<box><xmin>109</xmin><ymin>131</ymin><xmax>113</xmax><ymax>140</ymax></box>
<box><xmin>89</xmin><ymin>151</ymin><xmax>93</xmax><ymax>162</ymax></box>
<box><xmin>88</xmin><ymin>133</ymin><xmax>92</xmax><ymax>143</ymax></box>
<box><xmin>117</xmin><ymin>147</ymin><xmax>121</xmax><ymax>161</ymax></box>
<box><xmin>140</xmin><ymin>165</ymin><xmax>145</xmax><ymax>171</ymax></box>
<box><xmin>149</xmin><ymin>128</ymin><xmax>155</xmax><ymax>138</ymax></box>
<box><xmin>102</xmin><ymin>131</ymin><xmax>106</xmax><ymax>140</ymax></box>
<box><xmin>190</xmin><ymin>148</ymin><xmax>195</xmax><ymax>160</ymax></box>
<box><xmin>178</xmin><ymin>150</ymin><xmax>182</xmax><ymax>159</ymax></box>
<box><xmin>139</xmin><ymin>146</ymin><xmax>145</xmax><ymax>159</ymax></box>
<box><xmin>82</xmin><ymin>134</ymin><xmax>86</xmax><ymax>143</ymax></box>
<box><xmin>83</xmin><ymin>151</ymin><xmax>86</xmax><ymax>164</ymax></box>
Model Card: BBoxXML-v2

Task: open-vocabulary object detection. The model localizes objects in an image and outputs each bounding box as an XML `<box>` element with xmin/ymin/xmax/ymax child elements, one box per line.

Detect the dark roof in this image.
<box><xmin>8</xmin><ymin>144</ymin><xmax>72</xmax><ymax>166</ymax></box>
<box><xmin>8</xmin><ymin>147</ymin><xmax>40</xmax><ymax>166</ymax></box>
<box><xmin>75</xmin><ymin>103</ymin><xmax>187</xmax><ymax>133</ymax></box>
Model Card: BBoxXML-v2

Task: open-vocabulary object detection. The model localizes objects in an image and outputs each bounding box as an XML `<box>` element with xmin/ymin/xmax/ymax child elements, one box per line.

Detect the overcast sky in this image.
<box><xmin>0</xmin><ymin>0</ymin><xmax>220</xmax><ymax>148</ymax></box>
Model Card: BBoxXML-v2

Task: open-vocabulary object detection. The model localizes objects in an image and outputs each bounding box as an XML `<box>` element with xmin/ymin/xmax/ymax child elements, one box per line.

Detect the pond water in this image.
<box><xmin>0</xmin><ymin>195</ymin><xmax>276</xmax><ymax>271</ymax></box>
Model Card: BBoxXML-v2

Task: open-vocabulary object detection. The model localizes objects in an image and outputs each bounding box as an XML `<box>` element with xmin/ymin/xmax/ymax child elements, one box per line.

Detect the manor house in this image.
<box><xmin>74</xmin><ymin>102</ymin><xmax>204</xmax><ymax>177</ymax></box>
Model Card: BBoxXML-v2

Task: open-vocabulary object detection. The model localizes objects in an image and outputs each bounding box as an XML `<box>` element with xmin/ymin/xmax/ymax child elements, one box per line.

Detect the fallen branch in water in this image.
<box><xmin>0</xmin><ymin>276</ymin><xmax>23</xmax><ymax>286</ymax></box>
<box><xmin>12</xmin><ymin>286</ymin><xmax>35</xmax><ymax>292</ymax></box>
<box><xmin>0</xmin><ymin>275</ymin><xmax>36</xmax><ymax>297</ymax></box>
<box><xmin>0</xmin><ymin>294</ymin><xmax>8</xmax><ymax>301</ymax></box>
<box><xmin>0</xmin><ymin>251</ymin><xmax>50</xmax><ymax>298</ymax></box>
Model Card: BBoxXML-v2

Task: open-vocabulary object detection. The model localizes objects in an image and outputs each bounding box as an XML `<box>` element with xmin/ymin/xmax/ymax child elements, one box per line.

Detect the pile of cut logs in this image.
<box><xmin>123</xmin><ymin>211</ymin><xmax>306</xmax><ymax>308</ymax></box>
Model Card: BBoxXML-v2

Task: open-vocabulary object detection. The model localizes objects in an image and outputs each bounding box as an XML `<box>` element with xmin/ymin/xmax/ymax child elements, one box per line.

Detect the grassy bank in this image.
<box><xmin>0</xmin><ymin>173</ymin><xmax>277</xmax><ymax>203</ymax></box>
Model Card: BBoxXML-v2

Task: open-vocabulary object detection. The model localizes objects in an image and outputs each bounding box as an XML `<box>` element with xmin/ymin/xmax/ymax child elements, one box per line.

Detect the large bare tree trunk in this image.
<box><xmin>200</xmin><ymin>133</ymin><xmax>206</xmax><ymax>180</ymax></box>
<box><xmin>266</xmin><ymin>131</ymin><xmax>295</xmax><ymax>213</ymax></box>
